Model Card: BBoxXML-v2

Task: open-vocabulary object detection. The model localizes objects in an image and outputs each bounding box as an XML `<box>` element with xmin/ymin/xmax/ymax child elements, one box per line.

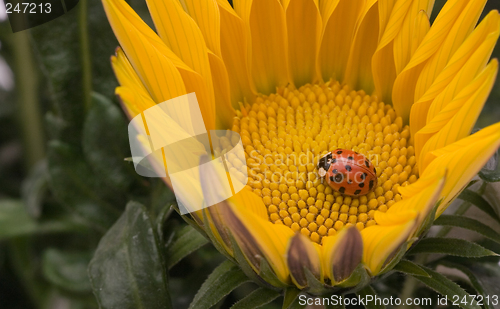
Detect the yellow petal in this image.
<box><xmin>377</xmin><ymin>0</ymin><xmax>398</xmax><ymax>39</ymax></box>
<box><xmin>393</xmin><ymin>0</ymin><xmax>434</xmax><ymax>74</ymax></box>
<box><xmin>102</xmin><ymin>0</ymin><xmax>186</xmax><ymax>103</ymax></box>
<box><xmin>421</xmin><ymin>122</ymin><xmax>500</xmax><ymax>214</ymax></box>
<box><xmin>426</xmin><ymin>22</ymin><xmax>500</xmax><ymax>122</ymax></box>
<box><xmin>418</xmin><ymin>59</ymin><xmax>498</xmax><ymax>171</ymax></box>
<box><xmin>392</xmin><ymin>0</ymin><xmax>468</xmax><ymax>123</ymax></box>
<box><xmin>410</xmin><ymin>10</ymin><xmax>431</xmax><ymax>56</ymax></box>
<box><xmin>415</xmin><ymin>59</ymin><xmax>498</xmax><ymax>165</ymax></box>
<box><xmin>322</xmin><ymin>227</ymin><xmax>363</xmax><ymax>283</ymax></box>
<box><xmin>103</xmin><ymin>0</ymin><xmax>220</xmax><ymax>132</ymax></box>
<box><xmin>208</xmin><ymin>52</ymin><xmax>236</xmax><ymax>129</ymax></box>
<box><xmin>216</xmin><ymin>0</ymin><xmax>256</xmax><ymax>107</ymax></box>
<box><xmin>372</xmin><ymin>0</ymin><xmax>414</xmax><ymax>103</ymax></box>
<box><xmin>344</xmin><ymin>0</ymin><xmax>379</xmax><ymax>93</ymax></box>
<box><xmin>286</xmin><ymin>0</ymin><xmax>321</xmax><ymax>87</ymax></box>
<box><xmin>111</xmin><ymin>48</ymin><xmax>149</xmax><ymax>98</ymax></box>
<box><xmin>317</xmin><ymin>0</ymin><xmax>364</xmax><ymax>83</ymax></box>
<box><xmin>377</xmin><ymin>167</ymin><xmax>445</xmax><ymax>230</ymax></box>
<box><xmin>181</xmin><ymin>0</ymin><xmax>222</xmax><ymax>57</ymax></box>
<box><xmin>115</xmin><ymin>86</ymin><xmax>155</xmax><ymax>121</ymax></box>
<box><xmin>361</xmin><ymin>219</ymin><xmax>416</xmax><ymax>275</ymax></box>
<box><xmin>224</xmin><ymin>201</ymin><xmax>294</xmax><ymax>283</ymax></box>
<box><xmin>235</xmin><ymin>0</ymin><xmax>290</xmax><ymax>94</ymax></box>
<box><xmin>413</xmin><ymin>0</ymin><xmax>487</xmax><ymax>102</ymax></box>
<box><xmin>286</xmin><ymin>233</ymin><xmax>322</xmax><ymax>288</ymax></box>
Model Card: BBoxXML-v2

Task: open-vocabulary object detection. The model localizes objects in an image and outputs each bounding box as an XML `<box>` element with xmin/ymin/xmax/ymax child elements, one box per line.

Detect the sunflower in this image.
<box><xmin>102</xmin><ymin>0</ymin><xmax>500</xmax><ymax>292</ymax></box>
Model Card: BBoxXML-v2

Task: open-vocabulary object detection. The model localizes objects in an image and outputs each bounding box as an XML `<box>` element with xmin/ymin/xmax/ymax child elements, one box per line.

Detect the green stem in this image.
<box><xmin>397</xmin><ymin>255</ymin><xmax>427</xmax><ymax>309</ymax></box>
<box><xmin>79</xmin><ymin>0</ymin><xmax>92</xmax><ymax>110</ymax></box>
<box><xmin>11</xmin><ymin>30</ymin><xmax>45</xmax><ymax>169</ymax></box>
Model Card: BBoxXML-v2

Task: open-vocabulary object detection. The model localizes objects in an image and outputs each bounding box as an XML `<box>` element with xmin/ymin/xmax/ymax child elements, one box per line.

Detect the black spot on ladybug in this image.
<box><xmin>361</xmin><ymin>173</ymin><xmax>367</xmax><ymax>180</ymax></box>
<box><xmin>359</xmin><ymin>182</ymin><xmax>365</xmax><ymax>188</ymax></box>
<box><xmin>330</xmin><ymin>176</ymin><xmax>334</xmax><ymax>182</ymax></box>
<box><xmin>348</xmin><ymin>179</ymin><xmax>353</xmax><ymax>184</ymax></box>
<box><xmin>339</xmin><ymin>187</ymin><xmax>346</xmax><ymax>194</ymax></box>
<box><xmin>345</xmin><ymin>165</ymin><xmax>352</xmax><ymax>172</ymax></box>
<box><xmin>365</xmin><ymin>160</ymin><xmax>370</xmax><ymax>168</ymax></box>
<box><xmin>337</xmin><ymin>150</ymin><xmax>343</xmax><ymax>154</ymax></box>
<box><xmin>373</xmin><ymin>167</ymin><xmax>376</xmax><ymax>173</ymax></box>
<box><xmin>347</xmin><ymin>156</ymin><xmax>354</xmax><ymax>160</ymax></box>
<box><xmin>335</xmin><ymin>173</ymin><xmax>343</xmax><ymax>183</ymax></box>
<box><xmin>332</xmin><ymin>158</ymin><xmax>337</xmax><ymax>163</ymax></box>
<box><xmin>332</xmin><ymin>169</ymin><xmax>338</xmax><ymax>174</ymax></box>
<box><xmin>354</xmin><ymin>189</ymin><xmax>361</xmax><ymax>195</ymax></box>
<box><xmin>369</xmin><ymin>180</ymin><xmax>374</xmax><ymax>189</ymax></box>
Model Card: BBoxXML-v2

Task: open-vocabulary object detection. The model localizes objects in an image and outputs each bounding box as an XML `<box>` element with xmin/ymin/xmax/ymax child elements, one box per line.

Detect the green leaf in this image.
<box><xmin>31</xmin><ymin>8</ymin><xmax>85</xmax><ymax>145</ymax></box>
<box><xmin>47</xmin><ymin>141</ymin><xmax>122</xmax><ymax>231</ymax></box>
<box><xmin>21</xmin><ymin>160</ymin><xmax>48</xmax><ymax>218</ymax></box>
<box><xmin>409</xmin><ymin>237</ymin><xmax>498</xmax><ymax>258</ymax></box>
<box><xmin>356</xmin><ymin>285</ymin><xmax>385</xmax><ymax>309</ymax></box>
<box><xmin>394</xmin><ymin>260</ymin><xmax>430</xmax><ymax>277</ymax></box>
<box><xmin>434</xmin><ymin>215</ymin><xmax>500</xmax><ymax>245</ymax></box>
<box><xmin>166</xmin><ymin>224</ymin><xmax>209</xmax><ymax>269</ymax></box>
<box><xmin>82</xmin><ymin>93</ymin><xmax>135</xmax><ymax>191</ymax></box>
<box><xmin>88</xmin><ymin>201</ymin><xmax>172</xmax><ymax>309</ymax></box>
<box><xmin>439</xmin><ymin>261</ymin><xmax>496</xmax><ymax>309</ymax></box>
<box><xmin>459</xmin><ymin>190</ymin><xmax>500</xmax><ymax>223</ymax></box>
<box><xmin>0</xmin><ymin>199</ymin><xmax>83</xmax><ymax>241</ymax></box>
<box><xmin>282</xmin><ymin>287</ymin><xmax>304</xmax><ymax>309</ymax></box>
<box><xmin>188</xmin><ymin>260</ymin><xmax>250</xmax><ymax>309</ymax></box>
<box><xmin>42</xmin><ymin>249</ymin><xmax>92</xmax><ymax>293</ymax></box>
<box><xmin>230</xmin><ymin>287</ymin><xmax>280</xmax><ymax>309</ymax></box>
<box><xmin>410</xmin><ymin>265</ymin><xmax>481</xmax><ymax>309</ymax></box>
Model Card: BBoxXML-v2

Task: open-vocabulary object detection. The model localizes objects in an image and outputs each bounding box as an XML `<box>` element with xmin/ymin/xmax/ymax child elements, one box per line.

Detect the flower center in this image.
<box><xmin>232</xmin><ymin>82</ymin><xmax>418</xmax><ymax>244</ymax></box>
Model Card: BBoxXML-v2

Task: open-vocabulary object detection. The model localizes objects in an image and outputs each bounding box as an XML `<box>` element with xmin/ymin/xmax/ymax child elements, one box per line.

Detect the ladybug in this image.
<box><xmin>317</xmin><ymin>149</ymin><xmax>377</xmax><ymax>196</ymax></box>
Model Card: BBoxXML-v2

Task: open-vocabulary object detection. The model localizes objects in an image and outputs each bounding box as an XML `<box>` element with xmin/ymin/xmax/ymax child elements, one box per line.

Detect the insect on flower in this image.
<box><xmin>318</xmin><ymin>149</ymin><xmax>378</xmax><ymax>196</ymax></box>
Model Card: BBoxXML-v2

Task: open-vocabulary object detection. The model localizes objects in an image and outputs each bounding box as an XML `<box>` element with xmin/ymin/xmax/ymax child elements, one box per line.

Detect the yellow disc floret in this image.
<box><xmin>232</xmin><ymin>82</ymin><xmax>418</xmax><ymax>244</ymax></box>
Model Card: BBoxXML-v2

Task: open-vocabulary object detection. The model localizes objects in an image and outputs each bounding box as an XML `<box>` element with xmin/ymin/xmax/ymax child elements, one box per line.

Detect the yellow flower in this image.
<box><xmin>102</xmin><ymin>0</ymin><xmax>500</xmax><ymax>292</ymax></box>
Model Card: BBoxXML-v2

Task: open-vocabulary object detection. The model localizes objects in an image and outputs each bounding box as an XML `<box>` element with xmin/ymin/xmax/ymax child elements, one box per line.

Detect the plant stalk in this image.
<box><xmin>79</xmin><ymin>0</ymin><xmax>92</xmax><ymax>111</ymax></box>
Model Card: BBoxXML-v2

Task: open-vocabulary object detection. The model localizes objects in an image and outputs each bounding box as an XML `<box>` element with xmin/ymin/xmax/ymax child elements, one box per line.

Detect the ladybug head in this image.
<box><xmin>317</xmin><ymin>152</ymin><xmax>333</xmax><ymax>178</ymax></box>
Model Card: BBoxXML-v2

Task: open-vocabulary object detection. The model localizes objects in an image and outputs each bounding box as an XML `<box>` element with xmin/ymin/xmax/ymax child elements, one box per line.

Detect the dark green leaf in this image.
<box><xmin>0</xmin><ymin>199</ymin><xmax>83</xmax><ymax>240</ymax></box>
<box><xmin>88</xmin><ymin>202</ymin><xmax>171</xmax><ymax>309</ymax></box>
<box><xmin>357</xmin><ymin>285</ymin><xmax>385</xmax><ymax>309</ymax></box>
<box><xmin>31</xmin><ymin>9</ymin><xmax>85</xmax><ymax>145</ymax></box>
<box><xmin>409</xmin><ymin>237</ymin><xmax>498</xmax><ymax>258</ymax></box>
<box><xmin>411</xmin><ymin>265</ymin><xmax>481</xmax><ymax>309</ymax></box>
<box><xmin>42</xmin><ymin>249</ymin><xmax>92</xmax><ymax>293</ymax></box>
<box><xmin>434</xmin><ymin>215</ymin><xmax>500</xmax><ymax>245</ymax></box>
<box><xmin>47</xmin><ymin>141</ymin><xmax>122</xmax><ymax>231</ymax></box>
<box><xmin>21</xmin><ymin>160</ymin><xmax>48</xmax><ymax>218</ymax></box>
<box><xmin>439</xmin><ymin>261</ymin><xmax>496</xmax><ymax>309</ymax></box>
<box><xmin>283</xmin><ymin>287</ymin><xmax>304</xmax><ymax>309</ymax></box>
<box><xmin>188</xmin><ymin>260</ymin><xmax>250</xmax><ymax>309</ymax></box>
<box><xmin>394</xmin><ymin>260</ymin><xmax>430</xmax><ymax>277</ymax></box>
<box><xmin>166</xmin><ymin>225</ymin><xmax>209</xmax><ymax>269</ymax></box>
<box><xmin>82</xmin><ymin>93</ymin><xmax>135</xmax><ymax>191</ymax></box>
<box><xmin>230</xmin><ymin>287</ymin><xmax>280</xmax><ymax>309</ymax></box>
<box><xmin>459</xmin><ymin>190</ymin><xmax>500</xmax><ymax>223</ymax></box>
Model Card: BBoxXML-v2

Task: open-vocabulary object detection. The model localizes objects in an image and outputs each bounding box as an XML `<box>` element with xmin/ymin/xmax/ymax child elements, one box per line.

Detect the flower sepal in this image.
<box><xmin>228</xmin><ymin>232</ymin><xmax>288</xmax><ymax>290</ymax></box>
<box><xmin>377</xmin><ymin>238</ymin><xmax>418</xmax><ymax>277</ymax></box>
<box><xmin>335</xmin><ymin>264</ymin><xmax>371</xmax><ymax>290</ymax></box>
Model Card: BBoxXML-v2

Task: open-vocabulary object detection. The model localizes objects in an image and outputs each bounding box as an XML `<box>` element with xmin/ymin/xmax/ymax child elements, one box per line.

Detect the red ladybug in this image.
<box><xmin>317</xmin><ymin>149</ymin><xmax>377</xmax><ymax>196</ymax></box>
